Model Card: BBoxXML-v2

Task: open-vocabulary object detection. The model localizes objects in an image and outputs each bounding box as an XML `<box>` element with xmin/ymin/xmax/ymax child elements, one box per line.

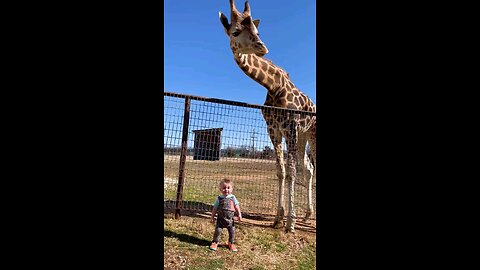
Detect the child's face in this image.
<box><xmin>219</xmin><ymin>183</ymin><xmax>233</xmax><ymax>196</ymax></box>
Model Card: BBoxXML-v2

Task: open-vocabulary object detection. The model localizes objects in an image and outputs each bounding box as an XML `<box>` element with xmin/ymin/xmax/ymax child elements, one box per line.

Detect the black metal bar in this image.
<box><xmin>175</xmin><ymin>96</ymin><xmax>191</xmax><ymax>219</ymax></box>
<box><xmin>163</xmin><ymin>91</ymin><xmax>316</xmax><ymax>116</ymax></box>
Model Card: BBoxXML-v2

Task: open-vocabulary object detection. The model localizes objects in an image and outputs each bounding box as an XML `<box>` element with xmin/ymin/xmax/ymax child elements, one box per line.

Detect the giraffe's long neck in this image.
<box><xmin>233</xmin><ymin>52</ymin><xmax>290</xmax><ymax>94</ymax></box>
<box><xmin>233</xmin><ymin>51</ymin><xmax>315</xmax><ymax>112</ymax></box>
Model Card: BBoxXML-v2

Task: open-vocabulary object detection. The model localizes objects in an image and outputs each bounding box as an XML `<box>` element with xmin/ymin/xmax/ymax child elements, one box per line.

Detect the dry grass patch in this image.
<box><xmin>164</xmin><ymin>213</ymin><xmax>316</xmax><ymax>270</ymax></box>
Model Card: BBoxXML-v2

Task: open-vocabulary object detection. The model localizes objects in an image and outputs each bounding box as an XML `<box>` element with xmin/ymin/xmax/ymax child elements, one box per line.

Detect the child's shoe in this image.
<box><xmin>208</xmin><ymin>242</ymin><xmax>218</xmax><ymax>251</ymax></box>
<box><xmin>227</xmin><ymin>242</ymin><xmax>238</xmax><ymax>252</ymax></box>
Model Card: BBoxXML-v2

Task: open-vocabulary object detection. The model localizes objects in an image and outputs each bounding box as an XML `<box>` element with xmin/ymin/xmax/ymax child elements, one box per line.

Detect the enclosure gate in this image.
<box><xmin>164</xmin><ymin>91</ymin><xmax>316</xmax><ymax>220</ymax></box>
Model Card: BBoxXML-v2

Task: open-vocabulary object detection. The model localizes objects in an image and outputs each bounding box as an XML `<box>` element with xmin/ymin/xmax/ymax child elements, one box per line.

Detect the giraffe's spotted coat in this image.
<box><xmin>219</xmin><ymin>0</ymin><xmax>316</xmax><ymax>233</ymax></box>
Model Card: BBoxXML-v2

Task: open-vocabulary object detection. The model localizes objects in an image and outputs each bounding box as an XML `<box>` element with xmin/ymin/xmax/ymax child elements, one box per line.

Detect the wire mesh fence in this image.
<box><xmin>164</xmin><ymin>91</ymin><xmax>316</xmax><ymax>220</ymax></box>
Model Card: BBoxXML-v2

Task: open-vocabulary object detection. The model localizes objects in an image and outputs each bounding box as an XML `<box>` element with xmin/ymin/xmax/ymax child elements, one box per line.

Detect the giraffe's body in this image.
<box><xmin>220</xmin><ymin>0</ymin><xmax>316</xmax><ymax>232</ymax></box>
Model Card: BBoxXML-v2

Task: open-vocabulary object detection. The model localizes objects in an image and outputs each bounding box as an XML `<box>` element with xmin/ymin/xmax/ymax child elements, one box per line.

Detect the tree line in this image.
<box><xmin>164</xmin><ymin>146</ymin><xmax>276</xmax><ymax>160</ymax></box>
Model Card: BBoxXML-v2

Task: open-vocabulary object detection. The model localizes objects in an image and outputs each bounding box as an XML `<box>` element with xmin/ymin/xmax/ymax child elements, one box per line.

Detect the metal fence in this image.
<box><xmin>164</xmin><ymin>91</ymin><xmax>316</xmax><ymax>220</ymax></box>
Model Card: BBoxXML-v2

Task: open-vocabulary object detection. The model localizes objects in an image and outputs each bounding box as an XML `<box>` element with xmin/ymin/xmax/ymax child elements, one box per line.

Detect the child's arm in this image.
<box><xmin>234</xmin><ymin>205</ymin><xmax>242</xmax><ymax>221</ymax></box>
<box><xmin>211</xmin><ymin>207</ymin><xmax>217</xmax><ymax>223</ymax></box>
<box><xmin>211</xmin><ymin>197</ymin><xmax>219</xmax><ymax>223</ymax></box>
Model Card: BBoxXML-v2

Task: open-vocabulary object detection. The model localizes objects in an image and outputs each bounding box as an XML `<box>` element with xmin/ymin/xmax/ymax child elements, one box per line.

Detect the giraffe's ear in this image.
<box><xmin>219</xmin><ymin>12</ymin><xmax>230</xmax><ymax>31</ymax></box>
<box><xmin>253</xmin><ymin>19</ymin><xmax>260</xmax><ymax>28</ymax></box>
<box><xmin>240</xmin><ymin>16</ymin><xmax>251</xmax><ymax>26</ymax></box>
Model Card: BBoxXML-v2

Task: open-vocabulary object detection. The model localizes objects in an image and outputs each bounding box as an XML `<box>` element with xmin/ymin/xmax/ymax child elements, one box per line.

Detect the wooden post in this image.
<box><xmin>175</xmin><ymin>97</ymin><xmax>191</xmax><ymax>219</ymax></box>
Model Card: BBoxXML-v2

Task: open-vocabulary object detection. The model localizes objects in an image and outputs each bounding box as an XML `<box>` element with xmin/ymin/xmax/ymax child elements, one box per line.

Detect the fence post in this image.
<box><xmin>175</xmin><ymin>96</ymin><xmax>191</xmax><ymax>219</ymax></box>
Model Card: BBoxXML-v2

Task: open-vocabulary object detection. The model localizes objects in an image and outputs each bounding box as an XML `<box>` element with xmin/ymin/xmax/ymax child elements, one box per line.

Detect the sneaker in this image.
<box><xmin>208</xmin><ymin>242</ymin><xmax>218</xmax><ymax>251</ymax></box>
<box><xmin>227</xmin><ymin>242</ymin><xmax>238</xmax><ymax>252</ymax></box>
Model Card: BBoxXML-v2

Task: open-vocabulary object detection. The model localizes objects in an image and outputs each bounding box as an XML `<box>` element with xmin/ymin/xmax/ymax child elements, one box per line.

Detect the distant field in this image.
<box><xmin>164</xmin><ymin>154</ymin><xmax>316</xmax><ymax>219</ymax></box>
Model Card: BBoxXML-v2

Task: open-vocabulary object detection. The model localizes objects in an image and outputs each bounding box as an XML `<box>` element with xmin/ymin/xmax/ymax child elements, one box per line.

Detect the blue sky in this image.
<box><xmin>164</xmin><ymin>0</ymin><xmax>316</xmax><ymax>106</ymax></box>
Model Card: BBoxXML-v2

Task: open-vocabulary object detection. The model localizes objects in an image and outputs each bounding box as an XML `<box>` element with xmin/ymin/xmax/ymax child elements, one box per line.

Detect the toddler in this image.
<box><xmin>209</xmin><ymin>178</ymin><xmax>242</xmax><ymax>252</ymax></box>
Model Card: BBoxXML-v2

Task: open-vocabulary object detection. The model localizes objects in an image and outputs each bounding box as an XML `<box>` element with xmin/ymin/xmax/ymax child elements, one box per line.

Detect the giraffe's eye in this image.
<box><xmin>232</xmin><ymin>31</ymin><xmax>240</xmax><ymax>37</ymax></box>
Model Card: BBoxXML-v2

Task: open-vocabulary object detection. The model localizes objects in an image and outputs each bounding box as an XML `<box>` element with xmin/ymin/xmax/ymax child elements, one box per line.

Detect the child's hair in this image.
<box><xmin>219</xmin><ymin>178</ymin><xmax>233</xmax><ymax>187</ymax></box>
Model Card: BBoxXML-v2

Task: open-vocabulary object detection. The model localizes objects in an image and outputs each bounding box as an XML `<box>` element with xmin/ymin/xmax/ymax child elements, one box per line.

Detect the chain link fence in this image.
<box><xmin>164</xmin><ymin>92</ymin><xmax>316</xmax><ymax>220</ymax></box>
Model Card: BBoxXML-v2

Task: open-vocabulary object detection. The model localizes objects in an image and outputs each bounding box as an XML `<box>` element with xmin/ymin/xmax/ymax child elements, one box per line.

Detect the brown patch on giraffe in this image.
<box><xmin>257</xmin><ymin>70</ymin><xmax>265</xmax><ymax>83</ymax></box>
<box><xmin>300</xmin><ymin>99</ymin><xmax>307</xmax><ymax>107</ymax></box>
<box><xmin>307</xmin><ymin>100</ymin><xmax>315</xmax><ymax>110</ymax></box>
<box><xmin>251</xmin><ymin>67</ymin><xmax>258</xmax><ymax>77</ymax></box>
<box><xmin>253</xmin><ymin>57</ymin><xmax>260</xmax><ymax>67</ymax></box>
<box><xmin>268</xmin><ymin>65</ymin><xmax>275</xmax><ymax>74</ymax></box>
<box><xmin>293</xmin><ymin>89</ymin><xmax>300</xmax><ymax>96</ymax></box>
<box><xmin>273</xmin><ymin>72</ymin><xmax>281</xmax><ymax>84</ymax></box>
<box><xmin>261</xmin><ymin>60</ymin><xmax>268</xmax><ymax>71</ymax></box>
<box><xmin>267</xmin><ymin>77</ymin><xmax>274</xmax><ymax>86</ymax></box>
<box><xmin>287</xmin><ymin>103</ymin><xmax>298</xmax><ymax>110</ymax></box>
<box><xmin>248</xmin><ymin>54</ymin><xmax>253</xmax><ymax>66</ymax></box>
<box><xmin>241</xmin><ymin>65</ymin><xmax>249</xmax><ymax>72</ymax></box>
<box><xmin>273</xmin><ymin>99</ymin><xmax>281</xmax><ymax>108</ymax></box>
<box><xmin>294</xmin><ymin>97</ymin><xmax>301</xmax><ymax>106</ymax></box>
<box><xmin>298</xmin><ymin>96</ymin><xmax>306</xmax><ymax>107</ymax></box>
<box><xmin>285</xmin><ymin>83</ymin><xmax>292</xmax><ymax>92</ymax></box>
<box><xmin>282</xmin><ymin>76</ymin><xmax>291</xmax><ymax>87</ymax></box>
<box><xmin>286</xmin><ymin>93</ymin><xmax>293</xmax><ymax>102</ymax></box>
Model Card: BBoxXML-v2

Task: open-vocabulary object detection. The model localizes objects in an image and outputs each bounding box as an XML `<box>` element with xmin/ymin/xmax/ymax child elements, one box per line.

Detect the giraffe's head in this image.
<box><xmin>219</xmin><ymin>0</ymin><xmax>268</xmax><ymax>57</ymax></box>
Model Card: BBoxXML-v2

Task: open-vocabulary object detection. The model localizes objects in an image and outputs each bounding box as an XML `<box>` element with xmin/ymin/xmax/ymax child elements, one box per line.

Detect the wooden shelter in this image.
<box><xmin>192</xmin><ymin>128</ymin><xmax>223</xmax><ymax>161</ymax></box>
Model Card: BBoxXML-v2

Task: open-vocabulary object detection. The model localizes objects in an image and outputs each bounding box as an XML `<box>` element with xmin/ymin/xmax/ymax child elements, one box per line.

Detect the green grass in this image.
<box><xmin>275</xmin><ymin>242</ymin><xmax>287</xmax><ymax>252</ymax></box>
<box><xmin>297</xmin><ymin>244</ymin><xmax>316</xmax><ymax>270</ymax></box>
<box><xmin>189</xmin><ymin>258</ymin><xmax>225</xmax><ymax>270</ymax></box>
<box><xmin>165</xmin><ymin>185</ymin><xmax>216</xmax><ymax>204</ymax></box>
<box><xmin>164</xmin><ymin>155</ymin><xmax>317</xmax><ymax>218</ymax></box>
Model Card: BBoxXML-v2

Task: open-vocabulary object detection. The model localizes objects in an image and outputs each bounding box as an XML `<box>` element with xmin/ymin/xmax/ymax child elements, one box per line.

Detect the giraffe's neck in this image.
<box><xmin>232</xmin><ymin>51</ymin><xmax>316</xmax><ymax>112</ymax></box>
<box><xmin>233</xmin><ymin>52</ymin><xmax>291</xmax><ymax>94</ymax></box>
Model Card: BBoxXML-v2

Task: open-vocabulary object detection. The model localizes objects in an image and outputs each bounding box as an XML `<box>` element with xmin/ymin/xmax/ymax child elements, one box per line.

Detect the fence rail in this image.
<box><xmin>164</xmin><ymin>91</ymin><xmax>316</xmax><ymax>220</ymax></box>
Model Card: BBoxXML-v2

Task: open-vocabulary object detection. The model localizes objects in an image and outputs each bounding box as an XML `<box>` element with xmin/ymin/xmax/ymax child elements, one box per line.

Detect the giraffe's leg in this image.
<box><xmin>303</xmin><ymin>147</ymin><xmax>314</xmax><ymax>222</ymax></box>
<box><xmin>285</xmin><ymin>122</ymin><xmax>299</xmax><ymax>233</ymax></box>
<box><xmin>267</xmin><ymin>126</ymin><xmax>286</xmax><ymax>229</ymax></box>
<box><xmin>295</xmin><ymin>135</ymin><xmax>307</xmax><ymax>188</ymax></box>
<box><xmin>305</xmin><ymin>128</ymin><xmax>316</xmax><ymax>222</ymax></box>
<box><xmin>295</xmin><ymin>135</ymin><xmax>311</xmax><ymax>222</ymax></box>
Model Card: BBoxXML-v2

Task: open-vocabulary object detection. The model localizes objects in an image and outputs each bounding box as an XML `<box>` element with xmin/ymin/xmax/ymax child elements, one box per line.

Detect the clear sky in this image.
<box><xmin>164</xmin><ymin>0</ymin><xmax>316</xmax><ymax>106</ymax></box>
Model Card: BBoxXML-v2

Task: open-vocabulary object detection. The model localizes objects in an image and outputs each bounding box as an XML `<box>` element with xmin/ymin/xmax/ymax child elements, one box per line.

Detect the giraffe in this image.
<box><xmin>219</xmin><ymin>0</ymin><xmax>316</xmax><ymax>233</ymax></box>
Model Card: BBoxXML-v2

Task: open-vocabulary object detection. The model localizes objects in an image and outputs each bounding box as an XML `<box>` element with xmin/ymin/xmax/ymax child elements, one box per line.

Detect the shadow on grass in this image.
<box><xmin>165</xmin><ymin>206</ymin><xmax>316</xmax><ymax>234</ymax></box>
<box><xmin>164</xmin><ymin>230</ymin><xmax>211</xmax><ymax>247</ymax></box>
<box><xmin>164</xmin><ymin>200</ymin><xmax>213</xmax><ymax>211</ymax></box>
<box><xmin>238</xmin><ymin>218</ymin><xmax>316</xmax><ymax>233</ymax></box>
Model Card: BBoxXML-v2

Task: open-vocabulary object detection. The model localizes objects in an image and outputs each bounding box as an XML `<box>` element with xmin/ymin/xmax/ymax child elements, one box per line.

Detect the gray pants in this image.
<box><xmin>213</xmin><ymin>210</ymin><xmax>235</xmax><ymax>243</ymax></box>
<box><xmin>212</xmin><ymin>224</ymin><xmax>235</xmax><ymax>243</ymax></box>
